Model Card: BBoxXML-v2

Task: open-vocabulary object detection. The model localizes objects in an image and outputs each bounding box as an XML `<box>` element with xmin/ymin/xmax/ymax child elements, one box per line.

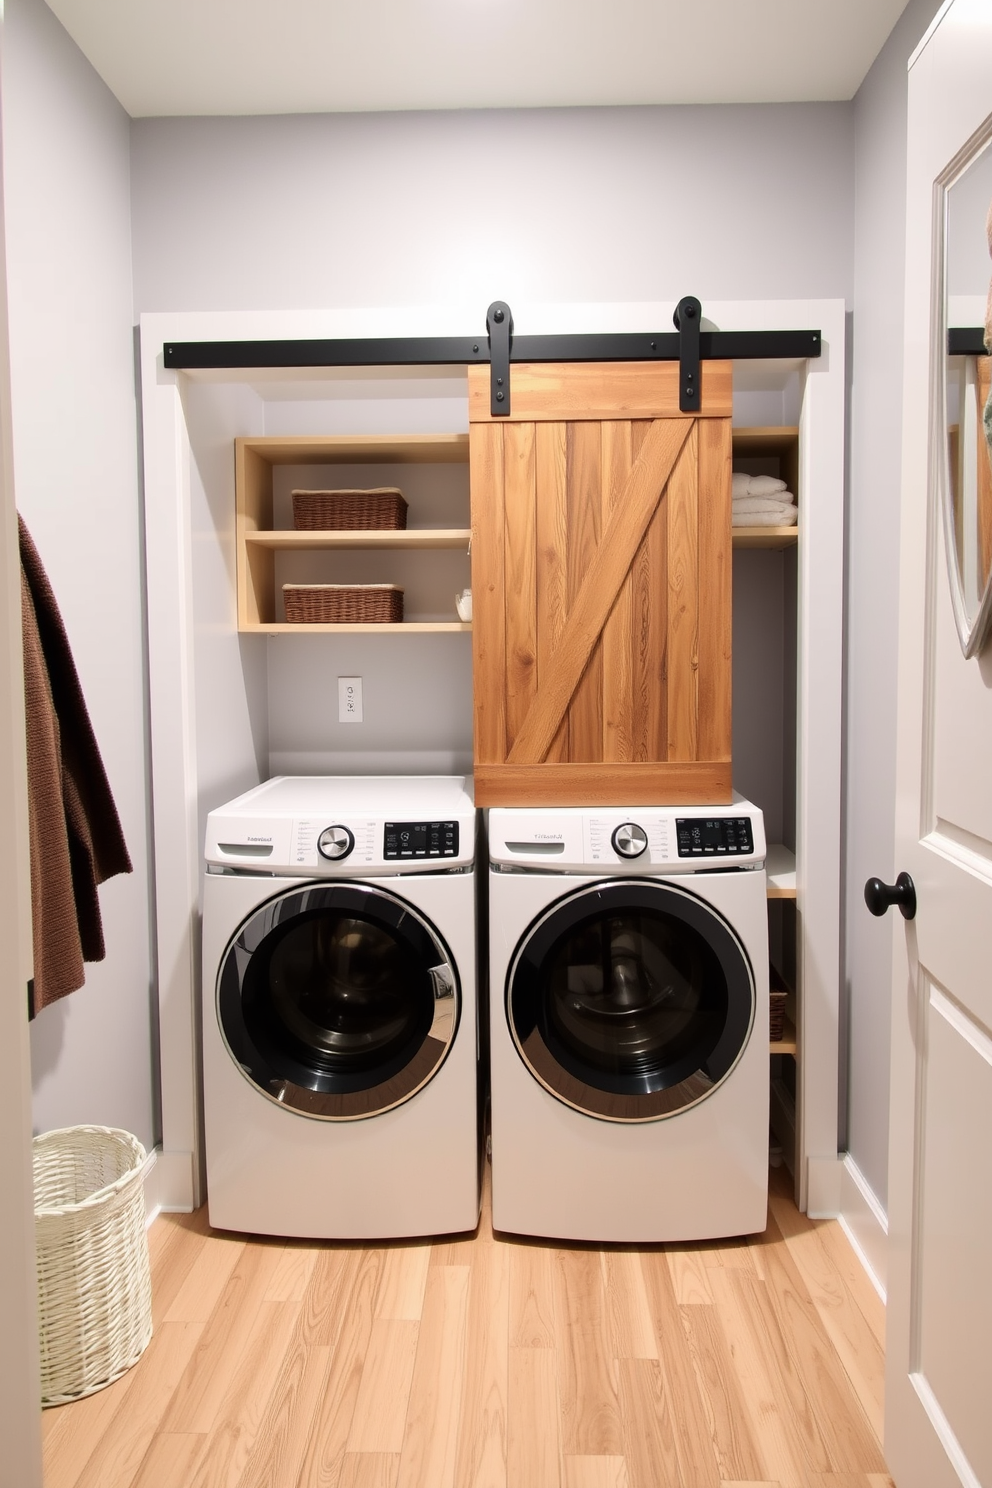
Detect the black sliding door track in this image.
<box><xmin>162</xmin><ymin>297</ymin><xmax>821</xmax><ymax>417</ymax></box>
<box><xmin>163</xmin><ymin>328</ymin><xmax>821</xmax><ymax>371</ymax></box>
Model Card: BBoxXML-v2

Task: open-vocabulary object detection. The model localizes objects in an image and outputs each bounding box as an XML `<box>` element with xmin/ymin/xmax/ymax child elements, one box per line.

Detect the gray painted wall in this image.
<box><xmin>129</xmin><ymin>104</ymin><xmax>854</xmax><ymax>315</ymax></box>
<box><xmin>843</xmin><ymin>0</ymin><xmax>943</xmax><ymax>1206</ymax></box>
<box><xmin>3</xmin><ymin>0</ymin><xmax>155</xmax><ymax>1149</ymax></box>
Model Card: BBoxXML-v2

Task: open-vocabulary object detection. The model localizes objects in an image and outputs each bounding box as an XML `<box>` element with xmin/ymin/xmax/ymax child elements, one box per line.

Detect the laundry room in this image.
<box><xmin>3</xmin><ymin>0</ymin><xmax>989</xmax><ymax>1485</ymax></box>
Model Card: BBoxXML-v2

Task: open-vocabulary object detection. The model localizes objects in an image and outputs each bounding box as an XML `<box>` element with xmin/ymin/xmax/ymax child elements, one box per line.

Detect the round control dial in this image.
<box><xmin>317</xmin><ymin>825</ymin><xmax>355</xmax><ymax>862</ymax></box>
<box><xmin>611</xmin><ymin>822</ymin><xmax>648</xmax><ymax>859</ymax></box>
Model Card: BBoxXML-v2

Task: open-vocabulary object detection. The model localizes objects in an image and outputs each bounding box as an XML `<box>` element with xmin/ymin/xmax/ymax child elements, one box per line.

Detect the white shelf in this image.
<box><xmin>766</xmin><ymin>844</ymin><xmax>796</xmax><ymax>899</ymax></box>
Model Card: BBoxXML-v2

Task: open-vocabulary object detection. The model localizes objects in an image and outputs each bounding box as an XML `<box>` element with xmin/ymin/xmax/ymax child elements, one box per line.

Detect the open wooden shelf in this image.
<box><xmin>732</xmin><ymin>425</ymin><xmax>799</xmax><ymax>454</ymax></box>
<box><xmin>235</xmin><ymin>433</ymin><xmax>471</xmax><ymax>631</ymax></box>
<box><xmin>237</xmin><ymin>433</ymin><xmax>470</xmax><ymax>466</ymax></box>
<box><xmin>770</xmin><ymin>1012</ymin><xmax>797</xmax><ymax>1057</ymax></box>
<box><xmin>244</xmin><ymin>529</ymin><xmax>471</xmax><ymax>552</ymax></box>
<box><xmin>766</xmin><ymin>844</ymin><xmax>797</xmax><ymax>898</ymax></box>
<box><xmin>245</xmin><ymin>621</ymin><xmax>471</xmax><ymax>635</ymax></box>
<box><xmin>732</xmin><ymin>526</ymin><xmax>798</xmax><ymax>549</ymax></box>
<box><xmin>732</xmin><ymin>425</ymin><xmax>799</xmax><ymax>550</ymax></box>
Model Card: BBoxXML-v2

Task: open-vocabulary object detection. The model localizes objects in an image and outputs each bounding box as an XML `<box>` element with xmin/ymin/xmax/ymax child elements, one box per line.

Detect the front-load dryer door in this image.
<box><xmin>507</xmin><ymin>879</ymin><xmax>755</xmax><ymax>1122</ymax></box>
<box><xmin>217</xmin><ymin>882</ymin><xmax>459</xmax><ymax>1119</ymax></box>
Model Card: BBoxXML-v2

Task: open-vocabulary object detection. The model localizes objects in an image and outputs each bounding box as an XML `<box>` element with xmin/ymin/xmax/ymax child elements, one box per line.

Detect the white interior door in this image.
<box><xmin>886</xmin><ymin>4</ymin><xmax>992</xmax><ymax>1485</ymax></box>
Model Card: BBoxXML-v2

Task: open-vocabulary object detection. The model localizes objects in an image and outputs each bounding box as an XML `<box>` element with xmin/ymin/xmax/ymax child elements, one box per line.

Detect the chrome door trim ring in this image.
<box><xmin>506</xmin><ymin>877</ymin><xmax>755</xmax><ymax>1124</ymax></box>
<box><xmin>216</xmin><ymin>880</ymin><xmax>460</xmax><ymax>1120</ymax></box>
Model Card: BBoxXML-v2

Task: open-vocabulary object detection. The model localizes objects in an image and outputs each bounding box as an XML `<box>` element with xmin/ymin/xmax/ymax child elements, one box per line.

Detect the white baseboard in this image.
<box><xmin>142</xmin><ymin>1146</ymin><xmax>196</xmax><ymax>1225</ymax></box>
<box><xmin>837</xmin><ymin>1153</ymin><xmax>888</xmax><ymax>1301</ymax></box>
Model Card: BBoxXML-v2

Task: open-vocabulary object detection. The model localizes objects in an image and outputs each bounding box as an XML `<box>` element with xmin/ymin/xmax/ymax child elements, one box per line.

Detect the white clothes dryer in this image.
<box><xmin>488</xmin><ymin>801</ymin><xmax>769</xmax><ymax>1243</ymax></box>
<box><xmin>201</xmin><ymin>775</ymin><xmax>479</xmax><ymax>1239</ymax></box>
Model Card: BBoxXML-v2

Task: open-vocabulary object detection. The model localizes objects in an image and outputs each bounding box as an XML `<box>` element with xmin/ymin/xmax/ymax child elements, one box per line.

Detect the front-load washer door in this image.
<box><xmin>217</xmin><ymin>882</ymin><xmax>459</xmax><ymax>1119</ymax></box>
<box><xmin>507</xmin><ymin>879</ymin><xmax>755</xmax><ymax>1122</ymax></box>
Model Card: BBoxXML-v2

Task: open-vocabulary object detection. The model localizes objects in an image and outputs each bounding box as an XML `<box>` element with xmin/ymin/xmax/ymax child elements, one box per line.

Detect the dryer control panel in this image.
<box><xmin>676</xmin><ymin>816</ymin><xmax>754</xmax><ymax>858</ymax></box>
<box><xmin>203</xmin><ymin>776</ymin><xmax>475</xmax><ymax>876</ymax></box>
<box><xmin>489</xmin><ymin>802</ymin><xmax>766</xmax><ymax>875</ymax></box>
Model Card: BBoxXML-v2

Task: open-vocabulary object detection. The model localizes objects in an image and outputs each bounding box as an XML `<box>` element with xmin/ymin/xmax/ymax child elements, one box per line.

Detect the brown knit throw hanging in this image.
<box><xmin>19</xmin><ymin>515</ymin><xmax>132</xmax><ymax>1014</ymax></box>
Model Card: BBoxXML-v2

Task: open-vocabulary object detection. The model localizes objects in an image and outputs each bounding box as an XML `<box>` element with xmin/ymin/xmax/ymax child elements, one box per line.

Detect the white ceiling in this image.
<box><xmin>43</xmin><ymin>0</ymin><xmax>910</xmax><ymax>119</ymax></box>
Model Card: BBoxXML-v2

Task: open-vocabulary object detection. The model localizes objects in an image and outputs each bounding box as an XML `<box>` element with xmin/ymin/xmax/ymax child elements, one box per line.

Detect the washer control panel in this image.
<box><xmin>384</xmin><ymin>820</ymin><xmax>460</xmax><ymax>860</ymax></box>
<box><xmin>489</xmin><ymin>803</ymin><xmax>765</xmax><ymax>874</ymax></box>
<box><xmin>676</xmin><ymin>816</ymin><xmax>754</xmax><ymax>858</ymax></box>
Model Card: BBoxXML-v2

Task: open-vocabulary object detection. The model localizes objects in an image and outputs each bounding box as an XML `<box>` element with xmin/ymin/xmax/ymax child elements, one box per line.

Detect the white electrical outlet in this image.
<box><xmin>338</xmin><ymin>676</ymin><xmax>363</xmax><ymax>723</ymax></box>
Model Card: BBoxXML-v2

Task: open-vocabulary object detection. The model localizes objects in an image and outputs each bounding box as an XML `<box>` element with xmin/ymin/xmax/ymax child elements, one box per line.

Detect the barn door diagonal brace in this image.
<box><xmin>674</xmin><ymin>296</ymin><xmax>701</xmax><ymax>412</ymax></box>
<box><xmin>487</xmin><ymin>301</ymin><xmax>513</xmax><ymax>415</ymax></box>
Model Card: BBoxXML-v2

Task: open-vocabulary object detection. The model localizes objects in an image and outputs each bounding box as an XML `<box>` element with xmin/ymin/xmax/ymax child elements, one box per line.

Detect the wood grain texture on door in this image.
<box><xmin>469</xmin><ymin>362</ymin><xmax>732</xmax><ymax>806</ymax></box>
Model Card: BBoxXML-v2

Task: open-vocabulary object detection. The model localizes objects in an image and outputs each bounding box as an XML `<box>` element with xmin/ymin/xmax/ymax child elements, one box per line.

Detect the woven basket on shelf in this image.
<box><xmin>769</xmin><ymin>990</ymin><xmax>788</xmax><ymax>1042</ymax></box>
<box><xmin>291</xmin><ymin>488</ymin><xmax>408</xmax><ymax>531</ymax></box>
<box><xmin>33</xmin><ymin>1126</ymin><xmax>152</xmax><ymax>1407</ymax></box>
<box><xmin>283</xmin><ymin>583</ymin><xmax>404</xmax><ymax>624</ymax></box>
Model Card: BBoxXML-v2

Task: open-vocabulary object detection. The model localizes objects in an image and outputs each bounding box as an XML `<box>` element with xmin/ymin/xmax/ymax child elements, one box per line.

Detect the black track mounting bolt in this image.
<box><xmin>487</xmin><ymin>301</ymin><xmax>513</xmax><ymax>416</ymax></box>
<box><xmin>674</xmin><ymin>296</ymin><xmax>702</xmax><ymax>413</ymax></box>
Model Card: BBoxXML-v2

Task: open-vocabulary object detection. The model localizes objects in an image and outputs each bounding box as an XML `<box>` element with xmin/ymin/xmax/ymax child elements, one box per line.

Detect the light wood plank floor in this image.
<box><xmin>42</xmin><ymin>1165</ymin><xmax>892</xmax><ymax>1488</ymax></box>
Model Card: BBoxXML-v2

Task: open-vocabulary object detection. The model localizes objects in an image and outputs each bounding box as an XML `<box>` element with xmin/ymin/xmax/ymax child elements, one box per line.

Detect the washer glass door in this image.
<box><xmin>217</xmin><ymin>882</ymin><xmax>459</xmax><ymax>1119</ymax></box>
<box><xmin>507</xmin><ymin>879</ymin><xmax>754</xmax><ymax>1121</ymax></box>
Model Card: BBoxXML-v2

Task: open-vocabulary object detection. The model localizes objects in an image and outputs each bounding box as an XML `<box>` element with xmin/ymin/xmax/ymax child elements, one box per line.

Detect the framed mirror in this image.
<box><xmin>940</xmin><ymin>124</ymin><xmax>992</xmax><ymax>658</ymax></box>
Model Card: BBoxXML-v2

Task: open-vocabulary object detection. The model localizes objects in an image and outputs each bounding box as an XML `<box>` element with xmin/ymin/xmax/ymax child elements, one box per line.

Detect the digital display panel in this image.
<box><xmin>675</xmin><ymin>817</ymin><xmax>753</xmax><ymax>857</ymax></box>
<box><xmin>383</xmin><ymin>821</ymin><xmax>459</xmax><ymax>859</ymax></box>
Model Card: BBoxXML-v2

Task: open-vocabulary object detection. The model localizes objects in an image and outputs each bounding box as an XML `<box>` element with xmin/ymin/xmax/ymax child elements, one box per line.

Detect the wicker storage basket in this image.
<box><xmin>33</xmin><ymin>1126</ymin><xmax>152</xmax><ymax>1406</ymax></box>
<box><xmin>769</xmin><ymin>990</ymin><xmax>788</xmax><ymax>1042</ymax></box>
<box><xmin>283</xmin><ymin>583</ymin><xmax>404</xmax><ymax>624</ymax></box>
<box><xmin>292</xmin><ymin>488</ymin><xmax>407</xmax><ymax>531</ymax></box>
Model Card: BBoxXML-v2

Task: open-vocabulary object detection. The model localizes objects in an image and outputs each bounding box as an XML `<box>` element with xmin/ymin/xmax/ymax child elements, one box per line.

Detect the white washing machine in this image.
<box><xmin>488</xmin><ymin>801</ymin><xmax>770</xmax><ymax>1243</ymax></box>
<box><xmin>201</xmin><ymin>775</ymin><xmax>480</xmax><ymax>1239</ymax></box>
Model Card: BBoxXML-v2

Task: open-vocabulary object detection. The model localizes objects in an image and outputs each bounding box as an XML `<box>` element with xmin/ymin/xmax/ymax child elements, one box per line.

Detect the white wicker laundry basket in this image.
<box><xmin>33</xmin><ymin>1125</ymin><xmax>153</xmax><ymax>1406</ymax></box>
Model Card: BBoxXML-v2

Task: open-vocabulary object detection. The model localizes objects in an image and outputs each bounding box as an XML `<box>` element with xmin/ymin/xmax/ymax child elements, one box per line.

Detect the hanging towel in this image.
<box><xmin>19</xmin><ymin>516</ymin><xmax>131</xmax><ymax>1015</ymax></box>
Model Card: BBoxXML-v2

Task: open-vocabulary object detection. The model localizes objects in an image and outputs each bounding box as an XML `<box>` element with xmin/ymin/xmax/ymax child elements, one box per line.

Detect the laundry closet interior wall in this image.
<box><xmin>1</xmin><ymin>0</ymin><xmax>945</xmax><ymax>1247</ymax></box>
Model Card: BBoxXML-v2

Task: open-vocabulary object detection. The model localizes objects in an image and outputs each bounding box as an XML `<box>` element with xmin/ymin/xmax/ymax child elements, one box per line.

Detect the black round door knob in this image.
<box><xmin>864</xmin><ymin>872</ymin><xmax>917</xmax><ymax>920</ymax></box>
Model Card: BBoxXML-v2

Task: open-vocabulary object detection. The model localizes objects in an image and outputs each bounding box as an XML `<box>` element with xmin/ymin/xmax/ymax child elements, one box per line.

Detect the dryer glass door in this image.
<box><xmin>217</xmin><ymin>882</ymin><xmax>459</xmax><ymax>1119</ymax></box>
<box><xmin>507</xmin><ymin>879</ymin><xmax>754</xmax><ymax>1121</ymax></box>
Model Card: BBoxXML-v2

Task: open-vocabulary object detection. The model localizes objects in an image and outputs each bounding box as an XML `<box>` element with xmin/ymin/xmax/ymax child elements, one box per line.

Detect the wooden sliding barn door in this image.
<box><xmin>469</xmin><ymin>361</ymin><xmax>732</xmax><ymax>807</ymax></box>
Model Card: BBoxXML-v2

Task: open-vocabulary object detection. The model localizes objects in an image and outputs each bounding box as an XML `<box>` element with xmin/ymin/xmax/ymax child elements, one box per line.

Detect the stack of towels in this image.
<box><xmin>732</xmin><ymin>472</ymin><xmax>798</xmax><ymax>527</ymax></box>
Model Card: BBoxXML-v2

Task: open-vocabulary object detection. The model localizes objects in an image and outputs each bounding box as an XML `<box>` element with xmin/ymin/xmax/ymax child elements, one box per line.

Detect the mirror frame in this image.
<box><xmin>935</xmin><ymin>115</ymin><xmax>992</xmax><ymax>659</ymax></box>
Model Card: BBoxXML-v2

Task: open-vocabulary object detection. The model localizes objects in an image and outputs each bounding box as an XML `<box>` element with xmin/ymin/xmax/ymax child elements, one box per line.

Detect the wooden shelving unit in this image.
<box><xmin>731</xmin><ymin>425</ymin><xmax>799</xmax><ymax>549</ymax></box>
<box><xmin>235</xmin><ymin>433</ymin><xmax>471</xmax><ymax>632</ymax></box>
<box><xmin>733</xmin><ymin>428</ymin><xmax>802</xmax><ymax>1125</ymax></box>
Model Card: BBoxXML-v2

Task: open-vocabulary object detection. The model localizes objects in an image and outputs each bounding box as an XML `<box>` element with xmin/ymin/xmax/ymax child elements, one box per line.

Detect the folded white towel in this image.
<box><xmin>747</xmin><ymin>473</ymin><xmax>788</xmax><ymax>495</ymax></box>
<box><xmin>732</xmin><ymin>471</ymin><xmax>789</xmax><ymax>497</ymax></box>
<box><xmin>733</xmin><ymin>505</ymin><xmax>798</xmax><ymax>527</ymax></box>
<box><xmin>732</xmin><ymin>494</ymin><xmax>796</xmax><ymax>514</ymax></box>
